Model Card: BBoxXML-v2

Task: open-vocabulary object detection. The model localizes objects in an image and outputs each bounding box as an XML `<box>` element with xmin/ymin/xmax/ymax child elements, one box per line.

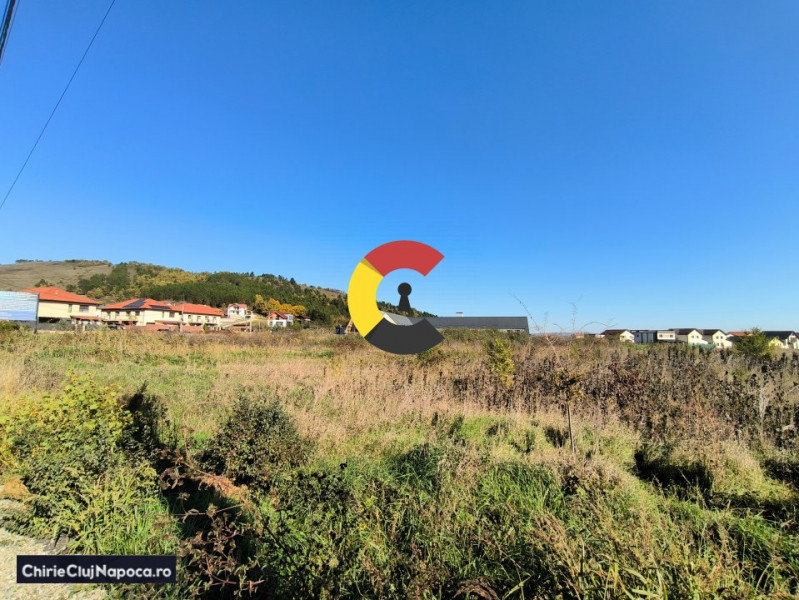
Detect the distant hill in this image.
<box><xmin>0</xmin><ymin>260</ymin><xmax>428</xmax><ymax>324</ymax></box>
<box><xmin>0</xmin><ymin>260</ymin><xmax>113</xmax><ymax>291</ymax></box>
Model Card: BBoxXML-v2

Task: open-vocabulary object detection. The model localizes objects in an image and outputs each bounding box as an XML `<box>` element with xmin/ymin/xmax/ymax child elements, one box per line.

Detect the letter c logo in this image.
<box><xmin>348</xmin><ymin>241</ymin><xmax>444</xmax><ymax>355</ymax></box>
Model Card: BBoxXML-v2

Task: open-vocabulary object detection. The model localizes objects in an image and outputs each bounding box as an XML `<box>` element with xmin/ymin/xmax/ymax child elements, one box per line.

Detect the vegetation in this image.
<box><xmin>735</xmin><ymin>328</ymin><xmax>775</xmax><ymax>360</ymax></box>
<box><xmin>1</xmin><ymin>330</ymin><xmax>798</xmax><ymax>599</ymax></box>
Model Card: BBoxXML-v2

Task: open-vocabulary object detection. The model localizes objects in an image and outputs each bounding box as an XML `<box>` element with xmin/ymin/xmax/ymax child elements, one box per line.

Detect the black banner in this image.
<box><xmin>17</xmin><ymin>555</ymin><xmax>176</xmax><ymax>584</ymax></box>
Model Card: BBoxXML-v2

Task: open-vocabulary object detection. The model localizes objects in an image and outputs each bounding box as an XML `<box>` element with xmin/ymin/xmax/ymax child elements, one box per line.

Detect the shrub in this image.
<box><xmin>202</xmin><ymin>395</ymin><xmax>310</xmax><ymax>490</ymax></box>
<box><xmin>0</xmin><ymin>376</ymin><xmax>170</xmax><ymax>540</ymax></box>
<box><xmin>486</xmin><ymin>336</ymin><xmax>515</xmax><ymax>388</ymax></box>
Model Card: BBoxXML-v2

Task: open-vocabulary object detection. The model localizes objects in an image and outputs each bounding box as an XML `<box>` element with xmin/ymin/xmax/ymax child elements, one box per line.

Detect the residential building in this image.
<box><xmin>173</xmin><ymin>303</ymin><xmax>224</xmax><ymax>329</ymax></box>
<box><xmin>763</xmin><ymin>331</ymin><xmax>799</xmax><ymax>350</ymax></box>
<box><xmin>267</xmin><ymin>311</ymin><xmax>294</xmax><ymax>328</ymax></box>
<box><xmin>227</xmin><ymin>303</ymin><xmax>249</xmax><ymax>318</ymax></box>
<box><xmin>633</xmin><ymin>330</ymin><xmax>677</xmax><ymax>344</ymax></box>
<box><xmin>700</xmin><ymin>329</ymin><xmax>733</xmax><ymax>349</ymax></box>
<box><xmin>101</xmin><ymin>299</ymin><xmax>180</xmax><ymax>329</ymax></box>
<box><xmin>600</xmin><ymin>329</ymin><xmax>635</xmax><ymax>343</ymax></box>
<box><xmin>674</xmin><ymin>329</ymin><xmax>705</xmax><ymax>346</ymax></box>
<box><xmin>20</xmin><ymin>286</ymin><xmax>101</xmax><ymax>328</ymax></box>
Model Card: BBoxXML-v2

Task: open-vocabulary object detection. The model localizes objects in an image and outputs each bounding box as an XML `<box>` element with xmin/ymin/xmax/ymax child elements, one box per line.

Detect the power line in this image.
<box><xmin>0</xmin><ymin>0</ymin><xmax>116</xmax><ymax>216</ymax></box>
<box><xmin>0</xmin><ymin>0</ymin><xmax>20</xmax><ymax>64</ymax></box>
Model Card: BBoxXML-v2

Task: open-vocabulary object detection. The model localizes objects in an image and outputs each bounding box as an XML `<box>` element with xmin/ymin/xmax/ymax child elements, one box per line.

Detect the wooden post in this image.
<box><xmin>566</xmin><ymin>402</ymin><xmax>576</xmax><ymax>453</ymax></box>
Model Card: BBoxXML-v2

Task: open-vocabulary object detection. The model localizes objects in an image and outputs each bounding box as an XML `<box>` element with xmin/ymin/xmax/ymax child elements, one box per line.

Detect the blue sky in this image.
<box><xmin>1</xmin><ymin>1</ymin><xmax>798</xmax><ymax>331</ymax></box>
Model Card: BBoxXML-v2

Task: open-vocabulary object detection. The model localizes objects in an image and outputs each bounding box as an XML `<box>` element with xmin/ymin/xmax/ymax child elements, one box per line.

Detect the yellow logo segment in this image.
<box><xmin>347</xmin><ymin>258</ymin><xmax>384</xmax><ymax>335</ymax></box>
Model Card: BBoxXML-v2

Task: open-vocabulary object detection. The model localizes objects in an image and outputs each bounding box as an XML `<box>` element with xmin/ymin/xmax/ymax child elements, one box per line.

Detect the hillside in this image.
<box><xmin>0</xmin><ymin>260</ymin><xmax>425</xmax><ymax>324</ymax></box>
<box><xmin>0</xmin><ymin>260</ymin><xmax>112</xmax><ymax>290</ymax></box>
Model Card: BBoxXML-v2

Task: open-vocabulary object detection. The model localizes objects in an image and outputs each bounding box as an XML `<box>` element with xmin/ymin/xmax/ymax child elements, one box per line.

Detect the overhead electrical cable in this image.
<box><xmin>0</xmin><ymin>0</ymin><xmax>116</xmax><ymax>216</ymax></box>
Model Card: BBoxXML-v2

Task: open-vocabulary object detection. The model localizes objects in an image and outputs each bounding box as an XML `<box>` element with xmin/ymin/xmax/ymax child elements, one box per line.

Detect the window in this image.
<box><xmin>80</xmin><ymin>305</ymin><xmax>89</xmax><ymax>313</ymax></box>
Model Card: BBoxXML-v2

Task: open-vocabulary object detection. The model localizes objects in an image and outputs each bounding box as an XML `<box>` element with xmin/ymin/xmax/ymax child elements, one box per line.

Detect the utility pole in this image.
<box><xmin>0</xmin><ymin>0</ymin><xmax>19</xmax><ymax>66</ymax></box>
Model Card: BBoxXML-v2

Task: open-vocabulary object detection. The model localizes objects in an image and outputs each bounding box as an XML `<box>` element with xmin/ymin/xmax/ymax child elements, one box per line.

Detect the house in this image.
<box><xmin>20</xmin><ymin>286</ymin><xmax>101</xmax><ymax>328</ymax></box>
<box><xmin>101</xmin><ymin>299</ymin><xmax>181</xmax><ymax>329</ymax></box>
<box><xmin>763</xmin><ymin>331</ymin><xmax>799</xmax><ymax>350</ymax></box>
<box><xmin>700</xmin><ymin>329</ymin><xmax>733</xmax><ymax>349</ymax></box>
<box><xmin>227</xmin><ymin>303</ymin><xmax>249</xmax><ymax>319</ymax></box>
<box><xmin>600</xmin><ymin>329</ymin><xmax>635</xmax><ymax>343</ymax></box>
<box><xmin>674</xmin><ymin>329</ymin><xmax>705</xmax><ymax>346</ymax></box>
<box><xmin>633</xmin><ymin>330</ymin><xmax>677</xmax><ymax>344</ymax></box>
<box><xmin>173</xmin><ymin>303</ymin><xmax>224</xmax><ymax>329</ymax></box>
<box><xmin>102</xmin><ymin>299</ymin><xmax>224</xmax><ymax>330</ymax></box>
<box><xmin>266</xmin><ymin>311</ymin><xmax>294</xmax><ymax>328</ymax></box>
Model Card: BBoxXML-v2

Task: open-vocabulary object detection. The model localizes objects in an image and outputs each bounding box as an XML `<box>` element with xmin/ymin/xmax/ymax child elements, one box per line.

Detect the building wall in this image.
<box><xmin>181</xmin><ymin>313</ymin><xmax>221</xmax><ymax>327</ymax></box>
<box><xmin>677</xmin><ymin>331</ymin><xmax>704</xmax><ymax>345</ymax></box>
<box><xmin>38</xmin><ymin>300</ymin><xmax>99</xmax><ymax>320</ymax></box>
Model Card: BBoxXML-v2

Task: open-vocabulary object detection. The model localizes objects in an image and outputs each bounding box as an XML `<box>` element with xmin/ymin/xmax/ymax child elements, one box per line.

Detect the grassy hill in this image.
<box><xmin>0</xmin><ymin>260</ymin><xmax>425</xmax><ymax>324</ymax></box>
<box><xmin>0</xmin><ymin>260</ymin><xmax>112</xmax><ymax>291</ymax></box>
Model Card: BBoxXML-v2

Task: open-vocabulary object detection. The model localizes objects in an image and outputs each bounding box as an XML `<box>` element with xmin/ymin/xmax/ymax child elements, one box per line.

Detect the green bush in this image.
<box><xmin>202</xmin><ymin>395</ymin><xmax>310</xmax><ymax>490</ymax></box>
<box><xmin>486</xmin><ymin>336</ymin><xmax>515</xmax><ymax>388</ymax></box>
<box><xmin>0</xmin><ymin>376</ymin><xmax>169</xmax><ymax>540</ymax></box>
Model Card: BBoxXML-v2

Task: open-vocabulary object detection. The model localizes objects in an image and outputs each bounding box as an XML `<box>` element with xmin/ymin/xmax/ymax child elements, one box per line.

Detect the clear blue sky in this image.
<box><xmin>1</xmin><ymin>1</ymin><xmax>798</xmax><ymax>331</ymax></box>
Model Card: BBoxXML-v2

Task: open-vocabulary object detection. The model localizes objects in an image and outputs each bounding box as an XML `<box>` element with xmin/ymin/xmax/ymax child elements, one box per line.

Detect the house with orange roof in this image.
<box><xmin>101</xmin><ymin>298</ymin><xmax>224</xmax><ymax>330</ymax></box>
<box><xmin>266</xmin><ymin>311</ymin><xmax>294</xmax><ymax>328</ymax></box>
<box><xmin>100</xmin><ymin>298</ymin><xmax>181</xmax><ymax>329</ymax></box>
<box><xmin>20</xmin><ymin>286</ymin><xmax>101</xmax><ymax>328</ymax></box>
<box><xmin>227</xmin><ymin>303</ymin><xmax>249</xmax><ymax>319</ymax></box>
<box><xmin>173</xmin><ymin>303</ymin><xmax>224</xmax><ymax>329</ymax></box>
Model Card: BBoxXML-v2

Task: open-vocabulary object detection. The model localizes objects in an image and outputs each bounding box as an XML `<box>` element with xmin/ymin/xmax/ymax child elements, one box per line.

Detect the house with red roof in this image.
<box><xmin>100</xmin><ymin>298</ymin><xmax>180</xmax><ymax>329</ymax></box>
<box><xmin>173</xmin><ymin>303</ymin><xmax>224</xmax><ymax>329</ymax></box>
<box><xmin>20</xmin><ymin>287</ymin><xmax>101</xmax><ymax>327</ymax></box>
<box><xmin>101</xmin><ymin>298</ymin><xmax>224</xmax><ymax>330</ymax></box>
<box><xmin>227</xmin><ymin>303</ymin><xmax>249</xmax><ymax>319</ymax></box>
<box><xmin>266</xmin><ymin>311</ymin><xmax>294</xmax><ymax>328</ymax></box>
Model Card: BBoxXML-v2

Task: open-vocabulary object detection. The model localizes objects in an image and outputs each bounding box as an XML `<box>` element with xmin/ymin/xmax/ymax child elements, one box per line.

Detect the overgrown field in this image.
<box><xmin>1</xmin><ymin>328</ymin><xmax>798</xmax><ymax>599</ymax></box>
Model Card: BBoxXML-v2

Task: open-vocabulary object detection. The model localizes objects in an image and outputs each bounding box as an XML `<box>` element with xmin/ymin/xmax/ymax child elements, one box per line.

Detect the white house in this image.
<box><xmin>600</xmin><ymin>329</ymin><xmax>635</xmax><ymax>343</ymax></box>
<box><xmin>266</xmin><ymin>311</ymin><xmax>294</xmax><ymax>328</ymax></box>
<box><xmin>227</xmin><ymin>303</ymin><xmax>249</xmax><ymax>319</ymax></box>
<box><xmin>763</xmin><ymin>331</ymin><xmax>799</xmax><ymax>350</ymax></box>
<box><xmin>701</xmin><ymin>329</ymin><xmax>733</xmax><ymax>349</ymax></box>
<box><xmin>675</xmin><ymin>329</ymin><xmax>705</xmax><ymax>346</ymax></box>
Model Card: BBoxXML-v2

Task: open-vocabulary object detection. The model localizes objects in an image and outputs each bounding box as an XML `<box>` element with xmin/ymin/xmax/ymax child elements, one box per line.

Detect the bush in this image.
<box><xmin>202</xmin><ymin>395</ymin><xmax>310</xmax><ymax>490</ymax></box>
<box><xmin>0</xmin><ymin>320</ymin><xmax>22</xmax><ymax>334</ymax></box>
<box><xmin>486</xmin><ymin>336</ymin><xmax>515</xmax><ymax>388</ymax></box>
<box><xmin>0</xmin><ymin>376</ymin><xmax>169</xmax><ymax>540</ymax></box>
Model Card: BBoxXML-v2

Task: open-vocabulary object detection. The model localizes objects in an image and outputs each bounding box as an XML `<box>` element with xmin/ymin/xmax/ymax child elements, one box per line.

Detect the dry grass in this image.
<box><xmin>0</xmin><ymin>260</ymin><xmax>111</xmax><ymax>290</ymax></box>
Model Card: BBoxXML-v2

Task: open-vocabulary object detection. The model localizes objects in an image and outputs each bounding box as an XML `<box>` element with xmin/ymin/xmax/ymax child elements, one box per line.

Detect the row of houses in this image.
<box><xmin>16</xmin><ymin>287</ymin><xmax>303</xmax><ymax>331</ymax></box>
<box><xmin>597</xmin><ymin>329</ymin><xmax>799</xmax><ymax>350</ymax></box>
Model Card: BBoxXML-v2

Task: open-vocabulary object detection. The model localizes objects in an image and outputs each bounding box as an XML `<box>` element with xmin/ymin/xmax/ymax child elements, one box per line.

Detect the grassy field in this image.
<box><xmin>1</xmin><ymin>328</ymin><xmax>798</xmax><ymax>599</ymax></box>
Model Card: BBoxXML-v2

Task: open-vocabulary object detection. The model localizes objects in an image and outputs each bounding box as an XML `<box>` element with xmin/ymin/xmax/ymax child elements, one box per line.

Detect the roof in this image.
<box><xmin>699</xmin><ymin>329</ymin><xmax>727</xmax><ymax>335</ymax></box>
<box><xmin>381</xmin><ymin>311</ymin><xmax>415</xmax><ymax>326</ymax></box>
<box><xmin>762</xmin><ymin>331</ymin><xmax>797</xmax><ymax>340</ymax></box>
<box><xmin>228</xmin><ymin>303</ymin><xmax>248</xmax><ymax>309</ymax></box>
<box><xmin>728</xmin><ymin>331</ymin><xmax>749</xmax><ymax>337</ymax></box>
<box><xmin>601</xmin><ymin>329</ymin><xmax>632</xmax><ymax>335</ymax></box>
<box><xmin>674</xmin><ymin>328</ymin><xmax>701</xmax><ymax>335</ymax></box>
<box><xmin>101</xmin><ymin>298</ymin><xmax>174</xmax><ymax>311</ymax></box>
<box><xmin>173</xmin><ymin>303</ymin><xmax>224</xmax><ymax>317</ymax></box>
<box><xmin>268</xmin><ymin>311</ymin><xmax>290</xmax><ymax>319</ymax></box>
<box><xmin>20</xmin><ymin>287</ymin><xmax>100</xmax><ymax>305</ymax></box>
<box><xmin>410</xmin><ymin>316</ymin><xmax>529</xmax><ymax>332</ymax></box>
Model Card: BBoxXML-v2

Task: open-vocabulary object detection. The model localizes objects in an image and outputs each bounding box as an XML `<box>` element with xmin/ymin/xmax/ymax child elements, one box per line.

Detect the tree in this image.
<box><xmin>734</xmin><ymin>328</ymin><xmax>773</xmax><ymax>360</ymax></box>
